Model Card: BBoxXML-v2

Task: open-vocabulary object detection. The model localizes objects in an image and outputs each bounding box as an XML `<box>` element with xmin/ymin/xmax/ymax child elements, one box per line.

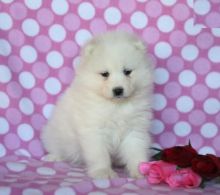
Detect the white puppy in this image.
<box><xmin>41</xmin><ymin>31</ymin><xmax>153</xmax><ymax>179</ymax></box>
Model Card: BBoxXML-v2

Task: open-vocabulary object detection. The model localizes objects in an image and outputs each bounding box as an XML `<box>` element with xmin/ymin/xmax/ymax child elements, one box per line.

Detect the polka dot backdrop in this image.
<box><xmin>0</xmin><ymin>0</ymin><xmax>220</xmax><ymax>158</ymax></box>
<box><xmin>194</xmin><ymin>0</ymin><xmax>220</xmax><ymax>28</ymax></box>
<box><xmin>0</xmin><ymin>155</ymin><xmax>219</xmax><ymax>195</ymax></box>
<box><xmin>0</xmin><ymin>1</ymin><xmax>220</xmax><ymax>193</ymax></box>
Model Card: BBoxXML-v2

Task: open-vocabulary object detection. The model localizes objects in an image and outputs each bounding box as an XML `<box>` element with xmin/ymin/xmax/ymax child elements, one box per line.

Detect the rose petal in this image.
<box><xmin>139</xmin><ymin>162</ymin><xmax>152</xmax><ymax>175</ymax></box>
<box><xmin>166</xmin><ymin>168</ymin><xmax>202</xmax><ymax>189</ymax></box>
<box><xmin>147</xmin><ymin>176</ymin><xmax>163</xmax><ymax>184</ymax></box>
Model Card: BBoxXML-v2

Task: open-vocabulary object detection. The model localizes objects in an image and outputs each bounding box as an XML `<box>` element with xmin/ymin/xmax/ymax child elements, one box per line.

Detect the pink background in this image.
<box><xmin>0</xmin><ymin>0</ymin><xmax>220</xmax><ymax>194</ymax></box>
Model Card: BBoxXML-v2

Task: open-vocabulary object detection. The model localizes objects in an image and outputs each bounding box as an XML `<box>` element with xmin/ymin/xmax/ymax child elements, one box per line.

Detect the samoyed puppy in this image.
<box><xmin>41</xmin><ymin>31</ymin><xmax>153</xmax><ymax>179</ymax></box>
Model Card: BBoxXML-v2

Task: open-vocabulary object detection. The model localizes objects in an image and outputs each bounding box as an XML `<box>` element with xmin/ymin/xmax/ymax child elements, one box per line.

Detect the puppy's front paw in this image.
<box><xmin>127</xmin><ymin>166</ymin><xmax>143</xmax><ymax>178</ymax></box>
<box><xmin>129</xmin><ymin>169</ymin><xmax>143</xmax><ymax>179</ymax></box>
<box><xmin>89</xmin><ymin>168</ymin><xmax>118</xmax><ymax>179</ymax></box>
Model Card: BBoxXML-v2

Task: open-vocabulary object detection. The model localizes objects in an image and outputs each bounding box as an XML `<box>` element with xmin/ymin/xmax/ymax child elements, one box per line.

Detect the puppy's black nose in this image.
<box><xmin>113</xmin><ymin>87</ymin><xmax>124</xmax><ymax>97</ymax></box>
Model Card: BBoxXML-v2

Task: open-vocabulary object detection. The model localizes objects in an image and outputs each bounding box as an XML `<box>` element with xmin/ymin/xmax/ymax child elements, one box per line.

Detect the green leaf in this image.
<box><xmin>213</xmin><ymin>176</ymin><xmax>220</xmax><ymax>183</ymax></box>
<box><xmin>152</xmin><ymin>151</ymin><xmax>162</xmax><ymax>160</ymax></box>
<box><xmin>199</xmin><ymin>179</ymin><xmax>206</xmax><ymax>188</ymax></box>
<box><xmin>150</xmin><ymin>147</ymin><xmax>162</xmax><ymax>152</ymax></box>
<box><xmin>176</xmin><ymin>166</ymin><xmax>181</xmax><ymax>170</ymax></box>
<box><xmin>188</xmin><ymin>139</ymin><xmax>192</xmax><ymax>147</ymax></box>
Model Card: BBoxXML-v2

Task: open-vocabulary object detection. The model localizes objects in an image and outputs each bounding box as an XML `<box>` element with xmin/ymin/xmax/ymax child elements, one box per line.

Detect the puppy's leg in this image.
<box><xmin>80</xmin><ymin>134</ymin><xmax>117</xmax><ymax>179</ymax></box>
<box><xmin>120</xmin><ymin>131</ymin><xmax>150</xmax><ymax>178</ymax></box>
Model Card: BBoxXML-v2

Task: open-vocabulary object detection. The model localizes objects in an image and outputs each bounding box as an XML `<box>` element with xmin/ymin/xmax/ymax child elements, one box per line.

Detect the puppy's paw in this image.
<box><xmin>128</xmin><ymin>166</ymin><xmax>143</xmax><ymax>179</ymax></box>
<box><xmin>42</xmin><ymin>154</ymin><xmax>61</xmax><ymax>162</ymax></box>
<box><xmin>89</xmin><ymin>168</ymin><xmax>118</xmax><ymax>179</ymax></box>
<box><xmin>129</xmin><ymin>170</ymin><xmax>143</xmax><ymax>179</ymax></box>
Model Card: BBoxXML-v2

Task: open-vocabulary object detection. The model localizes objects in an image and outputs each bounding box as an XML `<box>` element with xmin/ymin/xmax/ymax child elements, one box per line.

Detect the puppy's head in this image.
<box><xmin>76</xmin><ymin>31</ymin><xmax>153</xmax><ymax>100</ymax></box>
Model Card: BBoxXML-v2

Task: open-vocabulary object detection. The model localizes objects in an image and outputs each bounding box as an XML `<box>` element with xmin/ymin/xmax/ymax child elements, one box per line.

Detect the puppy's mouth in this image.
<box><xmin>113</xmin><ymin>95</ymin><xmax>124</xmax><ymax>99</ymax></box>
<box><xmin>112</xmin><ymin>94</ymin><xmax>129</xmax><ymax>100</ymax></box>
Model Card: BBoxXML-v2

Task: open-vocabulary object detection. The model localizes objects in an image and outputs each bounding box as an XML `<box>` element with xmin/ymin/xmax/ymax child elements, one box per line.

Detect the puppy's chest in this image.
<box><xmin>103</xmin><ymin>107</ymin><xmax>137</xmax><ymax>144</ymax></box>
<box><xmin>104</xmin><ymin>119</ymin><xmax>128</xmax><ymax>152</ymax></box>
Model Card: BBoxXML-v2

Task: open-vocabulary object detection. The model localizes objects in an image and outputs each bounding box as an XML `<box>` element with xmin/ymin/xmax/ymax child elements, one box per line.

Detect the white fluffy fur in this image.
<box><xmin>41</xmin><ymin>31</ymin><xmax>153</xmax><ymax>179</ymax></box>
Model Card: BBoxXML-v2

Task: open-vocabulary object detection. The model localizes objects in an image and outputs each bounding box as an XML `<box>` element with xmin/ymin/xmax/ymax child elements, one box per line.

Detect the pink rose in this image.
<box><xmin>139</xmin><ymin>160</ymin><xmax>176</xmax><ymax>184</ymax></box>
<box><xmin>166</xmin><ymin>168</ymin><xmax>202</xmax><ymax>188</ymax></box>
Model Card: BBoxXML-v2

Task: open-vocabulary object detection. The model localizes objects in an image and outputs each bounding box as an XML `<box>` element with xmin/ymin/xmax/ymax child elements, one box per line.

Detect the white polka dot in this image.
<box><xmin>33</xmin><ymin>181</ymin><xmax>48</xmax><ymax>185</ymax></box>
<box><xmin>1</xmin><ymin>0</ymin><xmax>14</xmax><ymax>3</ymax></box>
<box><xmin>44</xmin><ymin>77</ymin><xmax>62</xmax><ymax>95</ymax></box>
<box><xmin>73</xmin><ymin>56</ymin><xmax>81</xmax><ymax>69</ymax></box>
<box><xmin>0</xmin><ymin>92</ymin><xmax>10</xmax><ymax>109</ymax></box>
<box><xmin>15</xmin><ymin>149</ymin><xmax>31</xmax><ymax>157</ymax></box>
<box><xmin>208</xmin><ymin>46</ymin><xmax>220</xmax><ymax>63</ymax></box>
<box><xmin>201</xmin><ymin>123</ymin><xmax>218</xmax><ymax>138</ymax></box>
<box><xmin>6</xmin><ymin>162</ymin><xmax>26</xmax><ymax>172</ymax></box>
<box><xmin>22</xmin><ymin>19</ymin><xmax>40</xmax><ymax>37</ymax></box>
<box><xmin>49</xmin><ymin>24</ymin><xmax>66</xmax><ymax>42</ymax></box>
<box><xmin>37</xmin><ymin>167</ymin><xmax>56</xmax><ymax>175</ymax></box>
<box><xmin>19</xmin><ymin>71</ymin><xmax>36</xmax><ymax>89</ymax></box>
<box><xmin>17</xmin><ymin>124</ymin><xmax>34</xmax><ymax>141</ymax></box>
<box><xmin>136</xmin><ymin>0</ymin><xmax>147</xmax><ymax>2</ymax></box>
<box><xmin>24</xmin><ymin>0</ymin><xmax>42</xmax><ymax>9</ymax></box>
<box><xmin>184</xmin><ymin>18</ymin><xmax>202</xmax><ymax>36</ymax></box>
<box><xmin>23</xmin><ymin>188</ymin><xmax>43</xmax><ymax>195</ymax></box>
<box><xmin>154</xmin><ymin>68</ymin><xmax>170</xmax><ymax>85</ymax></box>
<box><xmin>186</xmin><ymin>0</ymin><xmax>193</xmax><ymax>8</ymax></box>
<box><xmin>67</xmin><ymin>172</ymin><xmax>84</xmax><ymax>177</ymax></box>
<box><xmin>178</xmin><ymin>70</ymin><xmax>196</xmax><ymax>87</ymax></box>
<box><xmin>43</xmin><ymin>104</ymin><xmax>55</xmax><ymax>119</ymax></box>
<box><xmin>174</xmin><ymin>121</ymin><xmax>191</xmax><ymax>137</ymax></box>
<box><xmin>123</xmin><ymin>184</ymin><xmax>139</xmax><ymax>190</ymax></box>
<box><xmin>0</xmin><ymin>13</ymin><xmax>13</xmax><ymax>30</ymax></box>
<box><xmin>205</xmin><ymin>72</ymin><xmax>220</xmax><ymax>89</ymax></box>
<box><xmin>181</xmin><ymin>44</ymin><xmax>199</xmax><ymax>61</ymax></box>
<box><xmin>55</xmin><ymin>187</ymin><xmax>76</xmax><ymax>195</ymax></box>
<box><xmin>0</xmin><ymin>65</ymin><xmax>12</xmax><ymax>83</ymax></box>
<box><xmin>46</xmin><ymin>51</ymin><xmax>64</xmax><ymax>69</ymax></box>
<box><xmin>88</xmin><ymin>192</ymin><xmax>107</xmax><ymax>195</ymax></box>
<box><xmin>176</xmin><ymin>96</ymin><xmax>194</xmax><ymax>113</ymax></box>
<box><xmin>78</xmin><ymin>2</ymin><xmax>95</xmax><ymax>20</ymax></box>
<box><xmin>194</xmin><ymin>0</ymin><xmax>211</xmax><ymax>15</ymax></box>
<box><xmin>153</xmin><ymin>94</ymin><xmax>167</xmax><ymax>111</ymax></box>
<box><xmin>59</xmin><ymin>182</ymin><xmax>71</xmax><ymax>187</ymax></box>
<box><xmin>0</xmin><ymin>187</ymin><xmax>11</xmax><ymax>195</ymax></box>
<box><xmin>63</xmin><ymin>178</ymin><xmax>83</xmax><ymax>184</ymax></box>
<box><xmin>93</xmin><ymin>179</ymin><xmax>110</xmax><ymax>189</ymax></box>
<box><xmin>0</xmin><ymin>39</ymin><xmax>11</xmax><ymax>56</ymax></box>
<box><xmin>154</xmin><ymin>42</ymin><xmax>172</xmax><ymax>59</ymax></box>
<box><xmin>20</xmin><ymin>45</ymin><xmax>37</xmax><ymax>63</ymax></box>
<box><xmin>199</xmin><ymin>146</ymin><xmax>216</xmax><ymax>155</ymax></box>
<box><xmin>0</xmin><ymin>118</ymin><xmax>9</xmax><ymax>134</ymax></box>
<box><xmin>203</xmin><ymin>98</ymin><xmax>220</xmax><ymax>115</ymax></box>
<box><xmin>150</xmin><ymin>119</ymin><xmax>164</xmax><ymax>135</ymax></box>
<box><xmin>130</xmin><ymin>11</ymin><xmax>148</xmax><ymax>29</ymax></box>
<box><xmin>19</xmin><ymin>97</ymin><xmax>34</xmax><ymax>115</ymax></box>
<box><xmin>75</xmin><ymin>29</ymin><xmax>92</xmax><ymax>46</ymax></box>
<box><xmin>51</xmin><ymin>0</ymin><xmax>69</xmax><ymax>15</ymax></box>
<box><xmin>157</xmin><ymin>15</ymin><xmax>175</xmax><ymax>33</ymax></box>
<box><xmin>104</xmin><ymin>7</ymin><xmax>121</xmax><ymax>25</ymax></box>
<box><xmin>0</xmin><ymin>144</ymin><xmax>6</xmax><ymax>158</ymax></box>
<box><xmin>211</xmin><ymin>28</ymin><xmax>220</xmax><ymax>37</ymax></box>
<box><xmin>160</xmin><ymin>0</ymin><xmax>176</xmax><ymax>6</ymax></box>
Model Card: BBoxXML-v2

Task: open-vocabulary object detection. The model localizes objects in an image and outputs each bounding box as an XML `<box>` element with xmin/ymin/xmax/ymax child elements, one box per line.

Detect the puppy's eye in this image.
<box><xmin>100</xmin><ymin>72</ymin><xmax>109</xmax><ymax>78</ymax></box>
<box><xmin>123</xmin><ymin>69</ymin><xmax>132</xmax><ymax>76</ymax></box>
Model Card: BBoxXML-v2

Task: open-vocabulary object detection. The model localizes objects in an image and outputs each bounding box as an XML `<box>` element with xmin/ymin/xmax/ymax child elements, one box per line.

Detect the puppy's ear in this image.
<box><xmin>133</xmin><ymin>40</ymin><xmax>146</xmax><ymax>51</ymax></box>
<box><xmin>82</xmin><ymin>39</ymin><xmax>97</xmax><ymax>57</ymax></box>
